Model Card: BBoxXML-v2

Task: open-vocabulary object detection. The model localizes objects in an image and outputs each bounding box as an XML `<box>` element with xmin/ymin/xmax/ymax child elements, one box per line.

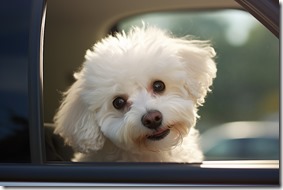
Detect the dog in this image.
<box><xmin>53</xmin><ymin>26</ymin><xmax>217</xmax><ymax>162</ymax></box>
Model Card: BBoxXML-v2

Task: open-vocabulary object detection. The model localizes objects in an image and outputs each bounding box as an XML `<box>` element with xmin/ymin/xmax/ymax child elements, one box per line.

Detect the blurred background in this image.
<box><xmin>116</xmin><ymin>10</ymin><xmax>279</xmax><ymax>130</ymax></box>
<box><xmin>113</xmin><ymin>10</ymin><xmax>280</xmax><ymax>160</ymax></box>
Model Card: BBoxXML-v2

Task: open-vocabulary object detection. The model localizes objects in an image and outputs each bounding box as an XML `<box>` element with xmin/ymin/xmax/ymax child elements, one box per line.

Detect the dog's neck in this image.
<box><xmin>74</xmin><ymin>139</ymin><xmax>170</xmax><ymax>162</ymax></box>
<box><xmin>75</xmin><ymin>139</ymin><xmax>180</xmax><ymax>162</ymax></box>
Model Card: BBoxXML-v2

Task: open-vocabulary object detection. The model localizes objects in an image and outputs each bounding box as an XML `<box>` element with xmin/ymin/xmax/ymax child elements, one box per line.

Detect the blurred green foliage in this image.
<box><xmin>118</xmin><ymin>10</ymin><xmax>279</xmax><ymax>132</ymax></box>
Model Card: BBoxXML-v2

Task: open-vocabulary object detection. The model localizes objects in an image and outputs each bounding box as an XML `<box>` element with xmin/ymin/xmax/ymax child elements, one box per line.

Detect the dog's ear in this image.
<box><xmin>54</xmin><ymin>80</ymin><xmax>105</xmax><ymax>153</ymax></box>
<box><xmin>177</xmin><ymin>39</ymin><xmax>217</xmax><ymax>106</ymax></box>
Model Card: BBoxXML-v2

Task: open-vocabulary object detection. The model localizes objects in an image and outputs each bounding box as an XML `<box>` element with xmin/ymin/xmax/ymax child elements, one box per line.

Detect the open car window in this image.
<box><xmin>43</xmin><ymin>9</ymin><xmax>279</xmax><ymax>162</ymax></box>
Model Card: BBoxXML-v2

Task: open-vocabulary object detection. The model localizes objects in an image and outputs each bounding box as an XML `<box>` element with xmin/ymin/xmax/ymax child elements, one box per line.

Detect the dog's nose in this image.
<box><xmin>141</xmin><ymin>110</ymin><xmax>163</xmax><ymax>129</ymax></box>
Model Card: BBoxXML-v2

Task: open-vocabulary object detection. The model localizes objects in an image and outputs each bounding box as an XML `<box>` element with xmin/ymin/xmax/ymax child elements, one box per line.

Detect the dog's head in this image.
<box><xmin>54</xmin><ymin>26</ymin><xmax>217</xmax><ymax>154</ymax></box>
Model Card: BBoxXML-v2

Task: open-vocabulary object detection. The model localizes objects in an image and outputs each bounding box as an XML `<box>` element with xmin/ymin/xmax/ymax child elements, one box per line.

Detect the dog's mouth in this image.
<box><xmin>147</xmin><ymin>128</ymin><xmax>171</xmax><ymax>141</ymax></box>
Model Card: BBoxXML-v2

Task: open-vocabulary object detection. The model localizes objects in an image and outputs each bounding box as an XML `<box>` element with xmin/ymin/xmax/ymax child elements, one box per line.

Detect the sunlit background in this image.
<box><xmin>117</xmin><ymin>10</ymin><xmax>280</xmax><ymax>160</ymax></box>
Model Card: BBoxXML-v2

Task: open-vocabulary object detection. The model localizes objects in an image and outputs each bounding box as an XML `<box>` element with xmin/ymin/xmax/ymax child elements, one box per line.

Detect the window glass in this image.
<box><xmin>116</xmin><ymin>10</ymin><xmax>279</xmax><ymax>160</ymax></box>
<box><xmin>0</xmin><ymin>0</ymin><xmax>32</xmax><ymax>162</ymax></box>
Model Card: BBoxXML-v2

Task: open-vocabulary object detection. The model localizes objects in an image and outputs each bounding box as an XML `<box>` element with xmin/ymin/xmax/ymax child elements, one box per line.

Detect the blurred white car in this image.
<box><xmin>200</xmin><ymin>121</ymin><xmax>279</xmax><ymax>160</ymax></box>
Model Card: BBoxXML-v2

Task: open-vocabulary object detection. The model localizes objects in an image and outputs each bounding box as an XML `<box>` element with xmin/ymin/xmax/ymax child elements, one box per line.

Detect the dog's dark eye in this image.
<box><xmin>153</xmin><ymin>80</ymin><xmax>165</xmax><ymax>93</ymax></box>
<box><xmin>113</xmin><ymin>97</ymin><xmax>127</xmax><ymax>110</ymax></box>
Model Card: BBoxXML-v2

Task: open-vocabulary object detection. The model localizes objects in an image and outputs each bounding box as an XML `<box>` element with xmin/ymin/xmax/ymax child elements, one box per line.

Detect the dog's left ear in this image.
<box><xmin>177</xmin><ymin>39</ymin><xmax>217</xmax><ymax>106</ymax></box>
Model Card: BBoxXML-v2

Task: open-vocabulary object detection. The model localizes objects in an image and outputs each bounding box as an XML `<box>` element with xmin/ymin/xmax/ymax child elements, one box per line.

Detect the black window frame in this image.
<box><xmin>0</xmin><ymin>0</ymin><xmax>279</xmax><ymax>186</ymax></box>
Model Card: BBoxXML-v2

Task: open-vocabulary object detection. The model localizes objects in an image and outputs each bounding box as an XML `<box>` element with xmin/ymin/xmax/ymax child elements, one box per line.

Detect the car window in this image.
<box><xmin>43</xmin><ymin>8</ymin><xmax>279</xmax><ymax>162</ymax></box>
<box><xmin>115</xmin><ymin>9</ymin><xmax>279</xmax><ymax>161</ymax></box>
<box><xmin>0</xmin><ymin>0</ymin><xmax>32</xmax><ymax>163</ymax></box>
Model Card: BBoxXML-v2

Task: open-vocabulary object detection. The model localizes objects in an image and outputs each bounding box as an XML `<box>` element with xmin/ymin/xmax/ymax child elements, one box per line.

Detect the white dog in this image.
<box><xmin>54</xmin><ymin>26</ymin><xmax>217</xmax><ymax>162</ymax></box>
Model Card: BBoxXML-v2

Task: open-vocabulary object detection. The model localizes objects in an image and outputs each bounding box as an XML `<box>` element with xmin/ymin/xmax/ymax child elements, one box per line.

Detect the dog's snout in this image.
<box><xmin>141</xmin><ymin>110</ymin><xmax>163</xmax><ymax>129</ymax></box>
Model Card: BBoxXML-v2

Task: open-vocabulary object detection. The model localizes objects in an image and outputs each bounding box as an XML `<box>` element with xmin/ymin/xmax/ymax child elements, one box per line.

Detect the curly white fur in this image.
<box><xmin>54</xmin><ymin>26</ymin><xmax>217</xmax><ymax>162</ymax></box>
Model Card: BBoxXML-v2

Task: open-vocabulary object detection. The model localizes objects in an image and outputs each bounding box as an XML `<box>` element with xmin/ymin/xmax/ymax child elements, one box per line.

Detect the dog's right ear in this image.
<box><xmin>176</xmin><ymin>39</ymin><xmax>217</xmax><ymax>106</ymax></box>
<box><xmin>54</xmin><ymin>79</ymin><xmax>105</xmax><ymax>153</ymax></box>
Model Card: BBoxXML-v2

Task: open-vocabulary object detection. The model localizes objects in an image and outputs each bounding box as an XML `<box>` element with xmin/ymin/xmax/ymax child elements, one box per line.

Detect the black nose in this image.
<box><xmin>141</xmin><ymin>110</ymin><xmax>163</xmax><ymax>129</ymax></box>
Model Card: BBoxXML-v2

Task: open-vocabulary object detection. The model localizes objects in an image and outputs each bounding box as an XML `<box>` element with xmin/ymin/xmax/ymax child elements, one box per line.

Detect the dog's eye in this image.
<box><xmin>113</xmin><ymin>97</ymin><xmax>127</xmax><ymax>110</ymax></box>
<box><xmin>153</xmin><ymin>80</ymin><xmax>165</xmax><ymax>93</ymax></box>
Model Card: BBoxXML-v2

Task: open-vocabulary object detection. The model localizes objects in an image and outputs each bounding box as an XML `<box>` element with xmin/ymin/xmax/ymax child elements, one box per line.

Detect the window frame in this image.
<box><xmin>0</xmin><ymin>0</ymin><xmax>279</xmax><ymax>186</ymax></box>
<box><xmin>235</xmin><ymin>0</ymin><xmax>279</xmax><ymax>37</ymax></box>
<box><xmin>0</xmin><ymin>161</ymin><xmax>279</xmax><ymax>186</ymax></box>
